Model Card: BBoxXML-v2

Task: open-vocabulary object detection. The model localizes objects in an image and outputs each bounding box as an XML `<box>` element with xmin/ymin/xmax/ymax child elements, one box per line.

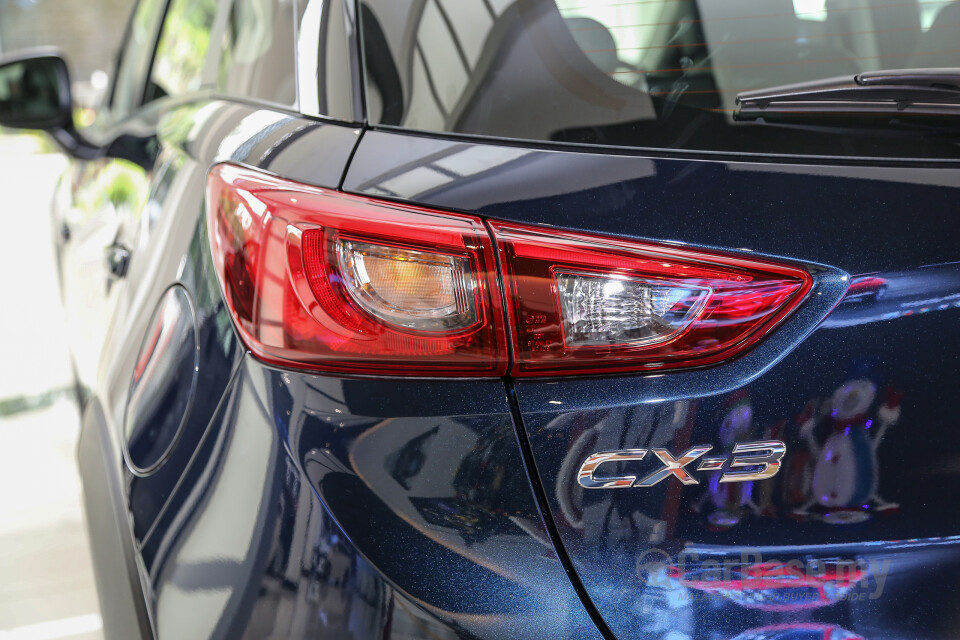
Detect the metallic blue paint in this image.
<box><xmin>512</xmin><ymin>281</ymin><xmax>960</xmax><ymax>639</ymax></box>
<box><xmin>124</xmin><ymin>284</ymin><xmax>199</xmax><ymax>475</ymax></box>
<box><xmin>343</xmin><ymin>129</ymin><xmax>960</xmax><ymax>639</ymax></box>
<box><xmin>49</xmin><ymin>4</ymin><xmax>960</xmax><ymax>639</ymax></box>
<box><xmin>139</xmin><ymin>353</ymin><xmax>604</xmax><ymax>639</ymax></box>
<box><xmin>343</xmin><ymin>130</ymin><xmax>960</xmax><ymax>273</ymax></box>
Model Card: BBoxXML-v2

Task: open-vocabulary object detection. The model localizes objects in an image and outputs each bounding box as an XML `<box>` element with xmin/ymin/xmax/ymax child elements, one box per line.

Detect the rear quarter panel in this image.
<box><xmin>344</xmin><ymin>129</ymin><xmax>960</xmax><ymax>640</ymax></box>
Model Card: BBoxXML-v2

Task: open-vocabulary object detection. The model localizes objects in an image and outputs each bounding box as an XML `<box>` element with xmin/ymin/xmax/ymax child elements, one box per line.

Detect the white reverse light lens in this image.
<box><xmin>555</xmin><ymin>271</ymin><xmax>710</xmax><ymax>347</ymax></box>
<box><xmin>337</xmin><ymin>239</ymin><xmax>477</xmax><ymax>332</ymax></box>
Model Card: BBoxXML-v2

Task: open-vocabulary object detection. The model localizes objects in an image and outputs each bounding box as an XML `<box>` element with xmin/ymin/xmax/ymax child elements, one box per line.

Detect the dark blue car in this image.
<box><xmin>1</xmin><ymin>0</ymin><xmax>959</xmax><ymax>638</ymax></box>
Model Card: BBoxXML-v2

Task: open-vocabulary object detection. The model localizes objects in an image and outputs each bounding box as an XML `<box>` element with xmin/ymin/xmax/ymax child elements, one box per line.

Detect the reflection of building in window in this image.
<box><xmin>366</xmin><ymin>0</ymin><xmax>654</xmax><ymax>139</ymax></box>
<box><xmin>405</xmin><ymin>0</ymin><xmax>500</xmax><ymax>129</ymax></box>
<box><xmin>362</xmin><ymin>0</ymin><xmax>960</xmax><ymax>155</ymax></box>
<box><xmin>556</xmin><ymin>0</ymin><xmax>696</xmax><ymax>76</ymax></box>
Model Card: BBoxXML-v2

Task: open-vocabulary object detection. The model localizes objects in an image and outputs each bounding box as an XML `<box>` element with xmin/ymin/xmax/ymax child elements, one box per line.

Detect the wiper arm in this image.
<box><xmin>736</xmin><ymin>68</ymin><xmax>960</xmax><ymax>121</ymax></box>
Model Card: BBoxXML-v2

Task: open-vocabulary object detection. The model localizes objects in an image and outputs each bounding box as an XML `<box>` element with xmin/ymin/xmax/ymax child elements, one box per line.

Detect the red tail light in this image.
<box><xmin>491</xmin><ymin>221</ymin><xmax>812</xmax><ymax>376</ymax></box>
<box><xmin>206</xmin><ymin>164</ymin><xmax>508</xmax><ymax>376</ymax></box>
<box><xmin>206</xmin><ymin>165</ymin><xmax>812</xmax><ymax>378</ymax></box>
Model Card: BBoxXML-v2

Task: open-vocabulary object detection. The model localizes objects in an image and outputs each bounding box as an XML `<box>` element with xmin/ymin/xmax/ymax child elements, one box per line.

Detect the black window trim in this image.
<box><xmin>108</xmin><ymin>0</ymin><xmax>174</xmax><ymax>120</ymax></box>
<box><xmin>297</xmin><ymin>0</ymin><xmax>364</xmax><ymax>124</ymax></box>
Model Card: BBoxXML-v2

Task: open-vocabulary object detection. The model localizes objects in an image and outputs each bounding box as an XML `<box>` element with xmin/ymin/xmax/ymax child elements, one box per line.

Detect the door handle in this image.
<box><xmin>105</xmin><ymin>243</ymin><xmax>131</xmax><ymax>279</ymax></box>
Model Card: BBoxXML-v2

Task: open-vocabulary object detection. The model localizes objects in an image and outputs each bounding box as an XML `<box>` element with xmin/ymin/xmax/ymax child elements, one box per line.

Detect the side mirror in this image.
<box><xmin>0</xmin><ymin>49</ymin><xmax>73</xmax><ymax>130</ymax></box>
<box><xmin>0</xmin><ymin>49</ymin><xmax>99</xmax><ymax>159</ymax></box>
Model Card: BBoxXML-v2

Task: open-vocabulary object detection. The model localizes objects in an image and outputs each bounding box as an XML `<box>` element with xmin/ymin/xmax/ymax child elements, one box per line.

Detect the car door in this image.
<box><xmin>52</xmin><ymin>0</ymin><xmax>167</xmax><ymax>394</ymax></box>
<box><xmin>348</xmin><ymin>2</ymin><xmax>960</xmax><ymax>640</ymax></box>
<box><xmin>75</xmin><ymin>1</ymin><xmax>367</xmax><ymax>637</ymax></box>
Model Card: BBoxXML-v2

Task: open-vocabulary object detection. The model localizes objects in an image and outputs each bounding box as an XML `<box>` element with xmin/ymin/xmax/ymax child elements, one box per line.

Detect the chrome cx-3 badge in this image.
<box><xmin>577</xmin><ymin>440</ymin><xmax>786</xmax><ymax>489</ymax></box>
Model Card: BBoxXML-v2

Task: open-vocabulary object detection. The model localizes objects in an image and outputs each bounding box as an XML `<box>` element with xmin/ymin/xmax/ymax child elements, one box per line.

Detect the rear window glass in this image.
<box><xmin>217</xmin><ymin>0</ymin><xmax>298</xmax><ymax>106</ymax></box>
<box><xmin>359</xmin><ymin>0</ymin><xmax>960</xmax><ymax>158</ymax></box>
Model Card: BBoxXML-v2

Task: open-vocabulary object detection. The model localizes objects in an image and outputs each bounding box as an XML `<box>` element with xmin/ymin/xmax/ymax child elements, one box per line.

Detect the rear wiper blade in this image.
<box><xmin>736</xmin><ymin>68</ymin><xmax>960</xmax><ymax>121</ymax></box>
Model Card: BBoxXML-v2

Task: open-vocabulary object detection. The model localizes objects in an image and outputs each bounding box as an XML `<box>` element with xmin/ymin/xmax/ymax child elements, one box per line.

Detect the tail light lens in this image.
<box><xmin>206</xmin><ymin>164</ymin><xmax>507</xmax><ymax>376</ymax></box>
<box><xmin>490</xmin><ymin>222</ymin><xmax>813</xmax><ymax>376</ymax></box>
<box><xmin>335</xmin><ymin>240</ymin><xmax>478</xmax><ymax>332</ymax></box>
<box><xmin>207</xmin><ymin>165</ymin><xmax>812</xmax><ymax>378</ymax></box>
